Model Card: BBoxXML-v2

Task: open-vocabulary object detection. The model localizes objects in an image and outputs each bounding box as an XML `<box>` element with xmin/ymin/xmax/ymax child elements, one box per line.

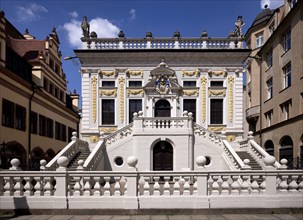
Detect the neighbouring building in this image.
<box><xmin>0</xmin><ymin>11</ymin><xmax>80</xmax><ymax>170</ymax></box>
<box><xmin>244</xmin><ymin>0</ymin><xmax>303</xmax><ymax>168</ymax></box>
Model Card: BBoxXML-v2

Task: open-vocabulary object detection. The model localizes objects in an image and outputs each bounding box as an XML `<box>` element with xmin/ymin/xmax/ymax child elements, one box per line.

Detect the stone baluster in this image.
<box><xmin>183</xmin><ymin>176</ymin><xmax>191</xmax><ymax>196</ymax></box>
<box><xmin>114</xmin><ymin>176</ymin><xmax>121</xmax><ymax>196</ymax></box>
<box><xmin>153</xmin><ymin>176</ymin><xmax>160</xmax><ymax>196</ymax></box>
<box><xmin>211</xmin><ymin>175</ymin><xmax>220</xmax><ymax>195</ymax></box>
<box><xmin>103</xmin><ymin>176</ymin><xmax>111</xmax><ymax>196</ymax></box>
<box><xmin>231</xmin><ymin>175</ymin><xmax>240</xmax><ymax>195</ymax></box>
<box><xmin>44</xmin><ymin>176</ymin><xmax>53</xmax><ymax>196</ymax></box>
<box><xmin>12</xmin><ymin>176</ymin><xmax>23</xmax><ymax>196</ymax></box>
<box><xmin>23</xmin><ymin>176</ymin><xmax>32</xmax><ymax>196</ymax></box>
<box><xmin>143</xmin><ymin>176</ymin><xmax>150</xmax><ymax>196</ymax></box>
<box><xmin>278</xmin><ymin>175</ymin><xmax>289</xmax><ymax>195</ymax></box>
<box><xmin>298</xmin><ymin>175</ymin><xmax>303</xmax><ymax>193</ymax></box>
<box><xmin>193</xmin><ymin>176</ymin><xmax>197</xmax><ymax>195</ymax></box>
<box><xmin>288</xmin><ymin>175</ymin><xmax>299</xmax><ymax>194</ymax></box>
<box><xmin>83</xmin><ymin>176</ymin><xmax>91</xmax><ymax>196</ymax></box>
<box><xmin>260</xmin><ymin>175</ymin><xmax>266</xmax><ymax>194</ymax></box>
<box><xmin>250</xmin><ymin>175</ymin><xmax>260</xmax><ymax>195</ymax></box>
<box><xmin>163</xmin><ymin>176</ymin><xmax>170</xmax><ymax>196</ymax></box>
<box><xmin>93</xmin><ymin>176</ymin><xmax>101</xmax><ymax>196</ymax></box>
<box><xmin>173</xmin><ymin>176</ymin><xmax>180</xmax><ymax>196</ymax></box>
<box><xmin>241</xmin><ymin>175</ymin><xmax>250</xmax><ymax>195</ymax></box>
<box><xmin>34</xmin><ymin>177</ymin><xmax>42</xmax><ymax>196</ymax></box>
<box><xmin>221</xmin><ymin>175</ymin><xmax>230</xmax><ymax>195</ymax></box>
<box><xmin>3</xmin><ymin>176</ymin><xmax>12</xmax><ymax>196</ymax></box>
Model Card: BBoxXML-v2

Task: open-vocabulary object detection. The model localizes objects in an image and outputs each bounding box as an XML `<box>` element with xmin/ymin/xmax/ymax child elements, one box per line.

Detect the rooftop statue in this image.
<box><xmin>81</xmin><ymin>16</ymin><xmax>90</xmax><ymax>38</ymax></box>
<box><xmin>235</xmin><ymin>16</ymin><xmax>245</xmax><ymax>37</ymax></box>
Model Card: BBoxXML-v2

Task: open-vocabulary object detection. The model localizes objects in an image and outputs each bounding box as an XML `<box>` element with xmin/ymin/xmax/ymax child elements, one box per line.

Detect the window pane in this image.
<box><xmin>2</xmin><ymin>99</ymin><xmax>14</xmax><ymax>128</ymax></box>
<box><xmin>210</xmin><ymin>99</ymin><xmax>223</xmax><ymax>124</ymax></box>
<box><xmin>183</xmin><ymin>81</ymin><xmax>196</xmax><ymax>87</ymax></box>
<box><xmin>30</xmin><ymin>111</ymin><xmax>38</xmax><ymax>134</ymax></box>
<box><xmin>102</xmin><ymin>81</ymin><xmax>115</xmax><ymax>87</ymax></box>
<box><xmin>129</xmin><ymin>81</ymin><xmax>142</xmax><ymax>87</ymax></box>
<box><xmin>210</xmin><ymin>81</ymin><xmax>223</xmax><ymax>87</ymax></box>
<box><xmin>183</xmin><ymin>99</ymin><xmax>196</xmax><ymax>122</ymax></box>
<box><xmin>15</xmin><ymin>105</ymin><xmax>26</xmax><ymax>131</ymax></box>
<box><xmin>102</xmin><ymin>100</ymin><xmax>115</xmax><ymax>124</ymax></box>
<box><xmin>129</xmin><ymin>99</ymin><xmax>142</xmax><ymax>123</ymax></box>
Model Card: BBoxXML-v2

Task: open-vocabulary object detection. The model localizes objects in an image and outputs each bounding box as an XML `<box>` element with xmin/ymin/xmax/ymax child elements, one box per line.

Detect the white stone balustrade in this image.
<box><xmin>81</xmin><ymin>37</ymin><xmax>244</xmax><ymax>50</ymax></box>
<box><xmin>0</xmin><ymin>158</ymin><xmax>302</xmax><ymax>210</ymax></box>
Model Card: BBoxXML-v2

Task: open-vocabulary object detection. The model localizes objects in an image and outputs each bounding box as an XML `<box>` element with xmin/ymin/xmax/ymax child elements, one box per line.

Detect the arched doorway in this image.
<box><xmin>153</xmin><ymin>141</ymin><xmax>173</xmax><ymax>171</ymax></box>
<box><xmin>264</xmin><ymin>140</ymin><xmax>274</xmax><ymax>156</ymax></box>
<box><xmin>0</xmin><ymin>141</ymin><xmax>26</xmax><ymax>170</ymax></box>
<box><xmin>279</xmin><ymin>135</ymin><xmax>293</xmax><ymax>169</ymax></box>
<box><xmin>155</xmin><ymin>100</ymin><xmax>171</xmax><ymax>117</ymax></box>
<box><xmin>31</xmin><ymin>147</ymin><xmax>44</xmax><ymax>170</ymax></box>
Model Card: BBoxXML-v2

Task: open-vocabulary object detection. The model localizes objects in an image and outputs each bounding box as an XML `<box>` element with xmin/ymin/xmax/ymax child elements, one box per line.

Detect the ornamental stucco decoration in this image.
<box><xmin>100</xmin><ymin>89</ymin><xmax>117</xmax><ymax>97</ymax></box>
<box><xmin>99</xmin><ymin>127</ymin><xmax>117</xmax><ymax>133</ymax></box>
<box><xmin>156</xmin><ymin>74</ymin><xmax>171</xmax><ymax>95</ymax></box>
<box><xmin>119</xmin><ymin>77</ymin><xmax>125</xmax><ymax>123</ymax></box>
<box><xmin>200</xmin><ymin>77</ymin><xmax>207</xmax><ymax>123</ymax></box>
<box><xmin>228</xmin><ymin>76</ymin><xmax>234</xmax><ymax>123</ymax></box>
<box><xmin>227</xmin><ymin>135</ymin><xmax>236</xmax><ymax>142</ymax></box>
<box><xmin>98</xmin><ymin>70</ymin><xmax>118</xmax><ymax>78</ymax></box>
<box><xmin>182</xmin><ymin>69</ymin><xmax>200</xmax><ymax>77</ymax></box>
<box><xmin>127</xmin><ymin>89</ymin><xmax>144</xmax><ymax>96</ymax></box>
<box><xmin>208</xmin><ymin>89</ymin><xmax>226</xmax><ymax>96</ymax></box>
<box><xmin>208</xmin><ymin>126</ymin><xmax>225</xmax><ymax>131</ymax></box>
<box><xmin>208</xmin><ymin>69</ymin><xmax>227</xmax><ymax>77</ymax></box>
<box><xmin>183</xmin><ymin>89</ymin><xmax>199</xmax><ymax>96</ymax></box>
<box><xmin>126</xmin><ymin>70</ymin><xmax>143</xmax><ymax>78</ymax></box>
<box><xmin>89</xmin><ymin>135</ymin><xmax>99</xmax><ymax>143</ymax></box>
<box><xmin>91</xmin><ymin>76</ymin><xmax>97</xmax><ymax>123</ymax></box>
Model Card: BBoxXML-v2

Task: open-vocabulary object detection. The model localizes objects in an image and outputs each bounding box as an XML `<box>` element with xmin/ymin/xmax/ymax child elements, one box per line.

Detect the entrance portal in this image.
<box><xmin>155</xmin><ymin>100</ymin><xmax>171</xmax><ymax>117</ymax></box>
<box><xmin>153</xmin><ymin>141</ymin><xmax>173</xmax><ymax>171</ymax></box>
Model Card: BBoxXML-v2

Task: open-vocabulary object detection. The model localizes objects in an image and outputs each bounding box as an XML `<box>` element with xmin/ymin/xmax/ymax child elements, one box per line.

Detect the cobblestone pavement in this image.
<box><xmin>0</xmin><ymin>214</ymin><xmax>302</xmax><ymax>220</ymax></box>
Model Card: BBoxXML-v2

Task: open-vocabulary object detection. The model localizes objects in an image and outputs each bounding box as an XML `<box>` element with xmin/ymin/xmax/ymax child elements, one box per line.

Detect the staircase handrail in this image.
<box><xmin>222</xmin><ymin>140</ymin><xmax>245</xmax><ymax>169</ymax></box>
<box><xmin>83</xmin><ymin>123</ymin><xmax>134</xmax><ymax>170</ymax></box>
<box><xmin>194</xmin><ymin>123</ymin><xmax>221</xmax><ymax>141</ymax></box>
<box><xmin>46</xmin><ymin>132</ymin><xmax>88</xmax><ymax>171</ymax></box>
<box><xmin>249</xmin><ymin>139</ymin><xmax>281</xmax><ymax>168</ymax></box>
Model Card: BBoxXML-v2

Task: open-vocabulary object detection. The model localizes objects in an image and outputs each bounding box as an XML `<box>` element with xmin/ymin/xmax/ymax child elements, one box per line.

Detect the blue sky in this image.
<box><xmin>1</xmin><ymin>0</ymin><xmax>284</xmax><ymax>97</ymax></box>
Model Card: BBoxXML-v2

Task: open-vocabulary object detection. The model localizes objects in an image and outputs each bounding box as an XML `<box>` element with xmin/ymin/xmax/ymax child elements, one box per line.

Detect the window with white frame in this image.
<box><xmin>283</xmin><ymin>63</ymin><xmax>291</xmax><ymax>89</ymax></box>
<box><xmin>266</xmin><ymin>78</ymin><xmax>273</xmax><ymax>99</ymax></box>
<box><xmin>255</xmin><ymin>31</ymin><xmax>264</xmax><ymax>48</ymax></box>
<box><xmin>280</xmin><ymin>100</ymin><xmax>291</xmax><ymax>121</ymax></box>
<box><xmin>266</xmin><ymin>50</ymin><xmax>273</xmax><ymax>68</ymax></box>
<box><xmin>265</xmin><ymin>110</ymin><xmax>273</xmax><ymax>127</ymax></box>
<box><xmin>283</xmin><ymin>30</ymin><xmax>291</xmax><ymax>52</ymax></box>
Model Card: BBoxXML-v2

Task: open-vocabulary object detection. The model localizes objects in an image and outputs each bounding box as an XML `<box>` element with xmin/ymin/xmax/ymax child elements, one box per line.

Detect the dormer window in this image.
<box><xmin>256</xmin><ymin>31</ymin><xmax>264</xmax><ymax>48</ymax></box>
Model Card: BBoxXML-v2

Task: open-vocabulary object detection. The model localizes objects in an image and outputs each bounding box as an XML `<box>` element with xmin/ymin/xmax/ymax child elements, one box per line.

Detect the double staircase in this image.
<box><xmin>236</xmin><ymin>151</ymin><xmax>262</xmax><ymax>170</ymax></box>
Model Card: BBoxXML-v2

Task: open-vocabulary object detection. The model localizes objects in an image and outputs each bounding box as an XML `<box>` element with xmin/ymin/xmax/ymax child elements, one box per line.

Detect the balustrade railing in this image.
<box><xmin>81</xmin><ymin>37</ymin><xmax>244</xmax><ymax>50</ymax></box>
<box><xmin>142</xmin><ymin>117</ymin><xmax>186</xmax><ymax>129</ymax></box>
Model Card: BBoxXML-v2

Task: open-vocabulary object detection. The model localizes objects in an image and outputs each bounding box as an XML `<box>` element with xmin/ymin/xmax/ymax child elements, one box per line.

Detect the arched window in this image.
<box><xmin>153</xmin><ymin>141</ymin><xmax>173</xmax><ymax>171</ymax></box>
<box><xmin>279</xmin><ymin>135</ymin><xmax>293</xmax><ymax>169</ymax></box>
<box><xmin>0</xmin><ymin>141</ymin><xmax>26</xmax><ymax>170</ymax></box>
<box><xmin>264</xmin><ymin>140</ymin><xmax>274</xmax><ymax>156</ymax></box>
<box><xmin>31</xmin><ymin>147</ymin><xmax>44</xmax><ymax>170</ymax></box>
<box><xmin>155</xmin><ymin>100</ymin><xmax>171</xmax><ymax>117</ymax></box>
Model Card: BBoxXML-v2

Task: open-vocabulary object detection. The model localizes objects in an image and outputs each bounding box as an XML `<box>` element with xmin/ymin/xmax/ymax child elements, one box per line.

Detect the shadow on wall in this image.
<box><xmin>13</xmin><ymin>196</ymin><xmax>31</xmax><ymax>216</ymax></box>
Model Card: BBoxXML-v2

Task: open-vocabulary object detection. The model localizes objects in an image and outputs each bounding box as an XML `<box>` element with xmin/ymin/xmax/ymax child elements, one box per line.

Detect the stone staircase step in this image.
<box><xmin>236</xmin><ymin>151</ymin><xmax>262</xmax><ymax>170</ymax></box>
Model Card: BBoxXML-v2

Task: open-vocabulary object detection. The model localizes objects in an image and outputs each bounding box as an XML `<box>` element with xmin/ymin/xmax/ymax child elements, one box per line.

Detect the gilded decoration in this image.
<box><xmin>208</xmin><ymin>126</ymin><xmax>225</xmax><ymax>131</ymax></box>
<box><xmin>100</xmin><ymin>89</ymin><xmax>117</xmax><ymax>97</ymax></box>
<box><xmin>91</xmin><ymin>76</ymin><xmax>97</xmax><ymax>123</ymax></box>
<box><xmin>126</xmin><ymin>70</ymin><xmax>143</xmax><ymax>78</ymax></box>
<box><xmin>208</xmin><ymin>69</ymin><xmax>227</xmax><ymax>77</ymax></box>
<box><xmin>182</xmin><ymin>69</ymin><xmax>200</xmax><ymax>77</ymax></box>
<box><xmin>183</xmin><ymin>89</ymin><xmax>199</xmax><ymax>96</ymax></box>
<box><xmin>200</xmin><ymin>77</ymin><xmax>207</xmax><ymax>123</ymax></box>
<box><xmin>98</xmin><ymin>70</ymin><xmax>117</xmax><ymax>78</ymax></box>
<box><xmin>208</xmin><ymin>89</ymin><xmax>226</xmax><ymax>96</ymax></box>
<box><xmin>227</xmin><ymin>135</ymin><xmax>236</xmax><ymax>142</ymax></box>
<box><xmin>99</xmin><ymin>127</ymin><xmax>117</xmax><ymax>133</ymax></box>
<box><xmin>127</xmin><ymin>89</ymin><xmax>144</xmax><ymax>96</ymax></box>
<box><xmin>228</xmin><ymin>76</ymin><xmax>234</xmax><ymax>122</ymax></box>
<box><xmin>119</xmin><ymin>77</ymin><xmax>125</xmax><ymax>123</ymax></box>
<box><xmin>89</xmin><ymin>135</ymin><xmax>99</xmax><ymax>143</ymax></box>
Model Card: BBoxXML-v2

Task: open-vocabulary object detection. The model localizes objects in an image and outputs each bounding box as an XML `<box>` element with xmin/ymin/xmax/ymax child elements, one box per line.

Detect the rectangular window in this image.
<box><xmin>15</xmin><ymin>105</ymin><xmax>26</xmax><ymax>131</ymax></box>
<box><xmin>210</xmin><ymin>99</ymin><xmax>223</xmax><ymax>124</ymax></box>
<box><xmin>46</xmin><ymin>118</ymin><xmax>53</xmax><ymax>138</ymax></box>
<box><xmin>54</xmin><ymin>87</ymin><xmax>58</xmax><ymax>98</ymax></box>
<box><xmin>283</xmin><ymin>30</ymin><xmax>291</xmax><ymax>52</ymax></box>
<box><xmin>60</xmin><ymin>91</ymin><xmax>64</xmax><ymax>101</ymax></box>
<box><xmin>102</xmin><ymin>81</ymin><xmax>115</xmax><ymax>87</ymax></box>
<box><xmin>256</xmin><ymin>31</ymin><xmax>264</xmax><ymax>47</ymax></box>
<box><xmin>30</xmin><ymin>111</ymin><xmax>38</xmax><ymax>134</ymax></box>
<box><xmin>266</xmin><ymin>50</ymin><xmax>273</xmax><ymax>68</ymax></box>
<box><xmin>265</xmin><ymin>110</ymin><xmax>273</xmax><ymax>127</ymax></box>
<box><xmin>2</xmin><ymin>99</ymin><xmax>14</xmax><ymax>128</ymax></box>
<box><xmin>269</xmin><ymin>22</ymin><xmax>275</xmax><ymax>36</ymax></box>
<box><xmin>55</xmin><ymin>122</ymin><xmax>66</xmax><ymax>141</ymax></box>
<box><xmin>280</xmin><ymin>100</ymin><xmax>291</xmax><ymax>121</ymax></box>
<box><xmin>183</xmin><ymin>99</ymin><xmax>196</xmax><ymax>122</ymax></box>
<box><xmin>129</xmin><ymin>99</ymin><xmax>142</xmax><ymax>123</ymax></box>
<box><xmin>283</xmin><ymin>63</ymin><xmax>291</xmax><ymax>88</ymax></box>
<box><xmin>266</xmin><ymin>78</ymin><xmax>273</xmax><ymax>99</ymax></box>
<box><xmin>39</xmin><ymin>115</ymin><xmax>46</xmax><ymax>136</ymax></box>
<box><xmin>128</xmin><ymin>81</ymin><xmax>142</xmax><ymax>87</ymax></box>
<box><xmin>210</xmin><ymin>81</ymin><xmax>224</xmax><ymax>87</ymax></box>
<box><xmin>183</xmin><ymin>81</ymin><xmax>196</xmax><ymax>87</ymax></box>
<box><xmin>102</xmin><ymin>100</ymin><xmax>115</xmax><ymax>125</ymax></box>
<box><xmin>49</xmin><ymin>83</ymin><xmax>53</xmax><ymax>95</ymax></box>
<box><xmin>44</xmin><ymin>78</ymin><xmax>48</xmax><ymax>90</ymax></box>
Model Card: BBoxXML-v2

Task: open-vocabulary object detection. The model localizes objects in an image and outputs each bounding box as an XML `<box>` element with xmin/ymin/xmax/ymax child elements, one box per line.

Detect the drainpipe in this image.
<box><xmin>28</xmin><ymin>84</ymin><xmax>35</xmax><ymax>169</ymax></box>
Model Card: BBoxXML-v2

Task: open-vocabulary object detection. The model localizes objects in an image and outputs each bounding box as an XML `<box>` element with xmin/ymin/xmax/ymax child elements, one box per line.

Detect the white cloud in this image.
<box><xmin>62</xmin><ymin>17</ymin><xmax>120</xmax><ymax>48</ymax></box>
<box><xmin>260</xmin><ymin>0</ymin><xmax>284</xmax><ymax>9</ymax></box>
<box><xmin>69</xmin><ymin>11</ymin><xmax>78</xmax><ymax>18</ymax></box>
<box><xmin>16</xmin><ymin>3</ymin><xmax>48</xmax><ymax>22</ymax></box>
<box><xmin>129</xmin><ymin>9</ymin><xmax>136</xmax><ymax>21</ymax></box>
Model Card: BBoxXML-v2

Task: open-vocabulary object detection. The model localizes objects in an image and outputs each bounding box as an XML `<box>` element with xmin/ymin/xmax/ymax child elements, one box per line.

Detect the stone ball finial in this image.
<box><xmin>78</xmin><ymin>159</ymin><xmax>84</xmax><ymax>166</ymax></box>
<box><xmin>243</xmin><ymin>159</ymin><xmax>250</xmax><ymax>165</ymax></box>
<box><xmin>133</xmin><ymin>112</ymin><xmax>138</xmax><ymax>118</ymax></box>
<box><xmin>99</xmin><ymin>131</ymin><xmax>105</xmax><ymax>137</ymax></box>
<box><xmin>138</xmin><ymin>111</ymin><xmax>143</xmax><ymax>117</ymax></box>
<box><xmin>127</xmin><ymin>156</ymin><xmax>138</xmax><ymax>168</ymax></box>
<box><xmin>201</xmin><ymin>30</ymin><xmax>208</xmax><ymax>38</ymax></box>
<box><xmin>196</xmin><ymin>156</ymin><xmax>206</xmax><ymax>167</ymax></box>
<box><xmin>280</xmin><ymin>158</ymin><xmax>288</xmax><ymax>169</ymax></box>
<box><xmin>11</xmin><ymin>158</ymin><xmax>20</xmax><ymax>168</ymax></box>
<box><xmin>71</xmin><ymin>131</ymin><xmax>77</xmax><ymax>141</ymax></box>
<box><xmin>183</xmin><ymin>111</ymin><xmax>188</xmax><ymax>116</ymax></box>
<box><xmin>57</xmin><ymin>156</ymin><xmax>69</xmax><ymax>168</ymax></box>
<box><xmin>118</xmin><ymin>30</ymin><xmax>125</xmax><ymax>38</ymax></box>
<box><xmin>40</xmin><ymin>159</ymin><xmax>47</xmax><ymax>166</ymax></box>
<box><xmin>188</xmin><ymin>112</ymin><xmax>193</xmax><ymax>118</ymax></box>
<box><xmin>90</xmin><ymin>31</ymin><xmax>97</xmax><ymax>38</ymax></box>
<box><xmin>263</xmin><ymin>155</ymin><xmax>276</xmax><ymax>167</ymax></box>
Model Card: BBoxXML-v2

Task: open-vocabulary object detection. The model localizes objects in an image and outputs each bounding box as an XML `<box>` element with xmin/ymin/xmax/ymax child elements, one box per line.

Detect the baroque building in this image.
<box><xmin>244</xmin><ymin>0</ymin><xmax>303</xmax><ymax>168</ymax></box>
<box><xmin>0</xmin><ymin>12</ymin><xmax>80</xmax><ymax>170</ymax></box>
